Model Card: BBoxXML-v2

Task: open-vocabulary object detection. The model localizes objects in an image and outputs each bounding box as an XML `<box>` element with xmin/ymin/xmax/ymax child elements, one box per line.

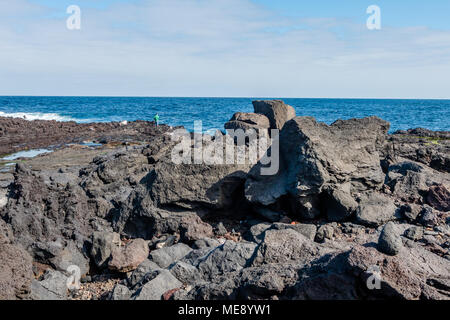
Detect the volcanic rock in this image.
<box><xmin>252</xmin><ymin>100</ymin><xmax>296</xmax><ymax>130</ymax></box>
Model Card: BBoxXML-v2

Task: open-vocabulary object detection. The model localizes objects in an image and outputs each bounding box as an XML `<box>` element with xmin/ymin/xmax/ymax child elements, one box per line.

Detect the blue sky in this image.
<box><xmin>1</xmin><ymin>0</ymin><xmax>450</xmax><ymax>98</ymax></box>
<box><xmin>255</xmin><ymin>0</ymin><xmax>450</xmax><ymax>29</ymax></box>
<box><xmin>28</xmin><ymin>0</ymin><xmax>450</xmax><ymax>29</ymax></box>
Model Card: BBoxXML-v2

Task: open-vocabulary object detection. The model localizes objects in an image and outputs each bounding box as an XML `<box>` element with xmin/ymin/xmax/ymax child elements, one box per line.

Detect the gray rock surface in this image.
<box><xmin>49</xmin><ymin>242</ymin><xmax>90</xmax><ymax>277</ymax></box>
<box><xmin>134</xmin><ymin>270</ymin><xmax>182</xmax><ymax>300</ymax></box>
<box><xmin>149</xmin><ymin>243</ymin><xmax>192</xmax><ymax>268</ymax></box>
<box><xmin>127</xmin><ymin>259</ymin><xmax>162</xmax><ymax>288</ymax></box>
<box><xmin>30</xmin><ymin>270</ymin><xmax>68</xmax><ymax>300</ymax></box>
<box><xmin>252</xmin><ymin>228</ymin><xmax>319</xmax><ymax>265</ymax></box>
<box><xmin>108</xmin><ymin>238</ymin><xmax>149</xmax><ymax>273</ymax></box>
<box><xmin>252</xmin><ymin>100</ymin><xmax>296</xmax><ymax>130</ymax></box>
<box><xmin>224</xmin><ymin>112</ymin><xmax>270</xmax><ymax>137</ymax></box>
<box><xmin>197</xmin><ymin>241</ymin><xmax>257</xmax><ymax>280</ymax></box>
<box><xmin>272</xmin><ymin>222</ymin><xmax>317</xmax><ymax>241</ymax></box>
<box><xmin>0</xmin><ymin>239</ymin><xmax>33</xmax><ymax>300</ymax></box>
<box><xmin>215</xmin><ymin>222</ymin><xmax>227</xmax><ymax>236</ymax></box>
<box><xmin>324</xmin><ymin>184</ymin><xmax>358</xmax><ymax>222</ymax></box>
<box><xmin>170</xmin><ymin>261</ymin><xmax>201</xmax><ymax>284</ymax></box>
<box><xmin>315</xmin><ymin>224</ymin><xmax>336</xmax><ymax>242</ymax></box>
<box><xmin>245</xmin><ymin>223</ymin><xmax>271</xmax><ymax>243</ymax></box>
<box><xmin>355</xmin><ymin>192</ymin><xmax>398</xmax><ymax>227</ymax></box>
<box><xmin>90</xmin><ymin>231</ymin><xmax>117</xmax><ymax>268</ymax></box>
<box><xmin>149</xmin><ymin>141</ymin><xmax>251</xmax><ymax>210</ymax></box>
<box><xmin>246</xmin><ymin>116</ymin><xmax>390</xmax><ymax>220</ymax></box>
<box><xmin>378</xmin><ymin>222</ymin><xmax>403</xmax><ymax>255</ymax></box>
<box><xmin>418</xmin><ymin>205</ymin><xmax>440</xmax><ymax>227</ymax></box>
<box><xmin>0</xmin><ymin>188</ymin><xmax>7</xmax><ymax>208</ymax></box>
<box><xmin>401</xmin><ymin>203</ymin><xmax>422</xmax><ymax>222</ymax></box>
<box><xmin>404</xmin><ymin>226</ymin><xmax>424</xmax><ymax>241</ymax></box>
<box><xmin>427</xmin><ymin>184</ymin><xmax>450</xmax><ymax>211</ymax></box>
<box><xmin>385</xmin><ymin>161</ymin><xmax>450</xmax><ymax>204</ymax></box>
<box><xmin>110</xmin><ymin>284</ymin><xmax>132</xmax><ymax>300</ymax></box>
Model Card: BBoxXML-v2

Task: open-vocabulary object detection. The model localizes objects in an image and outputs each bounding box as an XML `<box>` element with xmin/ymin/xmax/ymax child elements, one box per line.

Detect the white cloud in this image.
<box><xmin>0</xmin><ymin>0</ymin><xmax>449</xmax><ymax>98</ymax></box>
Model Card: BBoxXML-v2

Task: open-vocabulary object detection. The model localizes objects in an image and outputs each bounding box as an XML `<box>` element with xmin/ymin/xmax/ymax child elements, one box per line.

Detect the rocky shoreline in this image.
<box><xmin>0</xmin><ymin>116</ymin><xmax>174</xmax><ymax>156</ymax></box>
<box><xmin>0</xmin><ymin>100</ymin><xmax>449</xmax><ymax>300</ymax></box>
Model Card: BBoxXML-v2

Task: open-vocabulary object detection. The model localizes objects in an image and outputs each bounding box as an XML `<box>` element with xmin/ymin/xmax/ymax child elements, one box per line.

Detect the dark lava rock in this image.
<box><xmin>427</xmin><ymin>184</ymin><xmax>450</xmax><ymax>212</ymax></box>
<box><xmin>245</xmin><ymin>116</ymin><xmax>389</xmax><ymax>220</ymax></box>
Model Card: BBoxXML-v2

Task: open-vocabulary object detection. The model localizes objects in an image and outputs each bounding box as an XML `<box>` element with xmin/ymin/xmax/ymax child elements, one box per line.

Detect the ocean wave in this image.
<box><xmin>0</xmin><ymin>111</ymin><xmax>75</xmax><ymax>121</ymax></box>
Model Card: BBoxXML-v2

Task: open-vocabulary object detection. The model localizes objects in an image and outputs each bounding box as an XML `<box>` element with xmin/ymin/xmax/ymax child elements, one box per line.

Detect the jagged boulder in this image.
<box><xmin>112</xmin><ymin>192</ymin><xmax>214</xmax><ymax>241</ymax></box>
<box><xmin>134</xmin><ymin>270</ymin><xmax>182</xmax><ymax>300</ymax></box>
<box><xmin>48</xmin><ymin>242</ymin><xmax>90</xmax><ymax>277</ymax></box>
<box><xmin>90</xmin><ymin>231</ymin><xmax>118</xmax><ymax>268</ymax></box>
<box><xmin>179</xmin><ymin>263</ymin><xmax>302</xmax><ymax>300</ymax></box>
<box><xmin>271</xmin><ymin>222</ymin><xmax>317</xmax><ymax>241</ymax></box>
<box><xmin>0</xmin><ymin>219</ymin><xmax>13</xmax><ymax>243</ymax></box>
<box><xmin>108</xmin><ymin>238</ymin><xmax>149</xmax><ymax>273</ymax></box>
<box><xmin>355</xmin><ymin>192</ymin><xmax>399</xmax><ymax>227</ymax></box>
<box><xmin>149</xmin><ymin>243</ymin><xmax>192</xmax><ymax>268</ymax></box>
<box><xmin>224</xmin><ymin>112</ymin><xmax>270</xmax><ymax>135</ymax></box>
<box><xmin>427</xmin><ymin>184</ymin><xmax>450</xmax><ymax>212</ymax></box>
<box><xmin>196</xmin><ymin>241</ymin><xmax>258</xmax><ymax>280</ymax></box>
<box><xmin>30</xmin><ymin>270</ymin><xmax>68</xmax><ymax>300</ymax></box>
<box><xmin>252</xmin><ymin>228</ymin><xmax>320</xmax><ymax>265</ymax></box>
<box><xmin>246</xmin><ymin>116</ymin><xmax>390</xmax><ymax>220</ymax></box>
<box><xmin>150</xmin><ymin>162</ymin><xmax>250</xmax><ymax>210</ymax></box>
<box><xmin>323</xmin><ymin>184</ymin><xmax>358</xmax><ymax>222</ymax></box>
<box><xmin>149</xmin><ymin>136</ymin><xmax>252</xmax><ymax>210</ymax></box>
<box><xmin>345</xmin><ymin>246</ymin><xmax>422</xmax><ymax>299</ymax></box>
<box><xmin>252</xmin><ymin>100</ymin><xmax>296</xmax><ymax>130</ymax></box>
<box><xmin>110</xmin><ymin>284</ymin><xmax>132</xmax><ymax>300</ymax></box>
<box><xmin>127</xmin><ymin>259</ymin><xmax>162</xmax><ymax>289</ymax></box>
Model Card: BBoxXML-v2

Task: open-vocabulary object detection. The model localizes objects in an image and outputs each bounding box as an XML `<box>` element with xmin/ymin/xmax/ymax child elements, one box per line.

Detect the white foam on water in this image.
<box><xmin>0</xmin><ymin>111</ymin><xmax>75</xmax><ymax>122</ymax></box>
<box><xmin>2</xmin><ymin>149</ymin><xmax>53</xmax><ymax>161</ymax></box>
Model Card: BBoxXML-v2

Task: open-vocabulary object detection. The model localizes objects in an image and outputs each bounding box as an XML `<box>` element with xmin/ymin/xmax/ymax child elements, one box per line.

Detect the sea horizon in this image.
<box><xmin>1</xmin><ymin>96</ymin><xmax>449</xmax><ymax>133</ymax></box>
<box><xmin>2</xmin><ymin>95</ymin><xmax>450</xmax><ymax>100</ymax></box>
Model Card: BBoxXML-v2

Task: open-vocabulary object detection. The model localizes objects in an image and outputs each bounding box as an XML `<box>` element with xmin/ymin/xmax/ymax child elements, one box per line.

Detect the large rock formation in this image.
<box><xmin>252</xmin><ymin>100</ymin><xmax>296</xmax><ymax>130</ymax></box>
<box><xmin>224</xmin><ymin>112</ymin><xmax>270</xmax><ymax>136</ymax></box>
<box><xmin>150</xmin><ymin>160</ymin><xmax>250</xmax><ymax>210</ymax></box>
<box><xmin>246</xmin><ymin>116</ymin><xmax>390</xmax><ymax>219</ymax></box>
<box><xmin>1</xmin><ymin>163</ymin><xmax>95</xmax><ymax>270</ymax></box>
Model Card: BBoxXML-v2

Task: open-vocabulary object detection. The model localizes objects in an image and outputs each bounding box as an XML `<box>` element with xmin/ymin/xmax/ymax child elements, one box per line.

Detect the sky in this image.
<box><xmin>1</xmin><ymin>0</ymin><xmax>450</xmax><ymax>98</ymax></box>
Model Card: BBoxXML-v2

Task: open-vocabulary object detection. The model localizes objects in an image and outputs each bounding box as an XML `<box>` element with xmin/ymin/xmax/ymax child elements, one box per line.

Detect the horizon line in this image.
<box><xmin>1</xmin><ymin>95</ymin><xmax>450</xmax><ymax>101</ymax></box>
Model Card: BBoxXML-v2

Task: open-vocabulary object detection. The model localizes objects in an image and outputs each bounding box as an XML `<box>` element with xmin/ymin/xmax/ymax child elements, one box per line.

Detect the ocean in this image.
<box><xmin>0</xmin><ymin>96</ymin><xmax>449</xmax><ymax>133</ymax></box>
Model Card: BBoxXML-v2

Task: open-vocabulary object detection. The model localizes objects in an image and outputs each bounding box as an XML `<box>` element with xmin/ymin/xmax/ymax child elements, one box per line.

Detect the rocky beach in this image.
<box><xmin>0</xmin><ymin>100</ymin><xmax>449</xmax><ymax>301</ymax></box>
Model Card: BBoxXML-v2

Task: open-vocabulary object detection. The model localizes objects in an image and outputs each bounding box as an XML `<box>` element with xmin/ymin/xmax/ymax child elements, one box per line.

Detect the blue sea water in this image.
<box><xmin>0</xmin><ymin>96</ymin><xmax>449</xmax><ymax>133</ymax></box>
